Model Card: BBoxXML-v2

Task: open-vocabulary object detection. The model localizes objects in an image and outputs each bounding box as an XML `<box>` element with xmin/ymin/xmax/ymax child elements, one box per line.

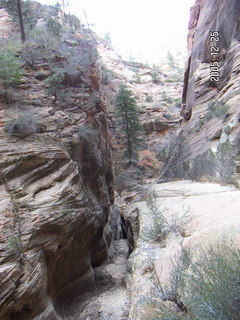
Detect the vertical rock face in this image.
<box><xmin>0</xmin><ymin>107</ymin><xmax>114</xmax><ymax>320</ymax></box>
<box><xmin>0</xmin><ymin>11</ymin><xmax>114</xmax><ymax>320</ymax></box>
<box><xmin>163</xmin><ymin>0</ymin><xmax>240</xmax><ymax>185</ymax></box>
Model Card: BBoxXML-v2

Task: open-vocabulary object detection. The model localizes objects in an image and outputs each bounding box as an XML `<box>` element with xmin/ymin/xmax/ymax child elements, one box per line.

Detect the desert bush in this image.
<box><xmin>61</xmin><ymin>40</ymin><xmax>99</xmax><ymax>74</ymax></box>
<box><xmin>163</xmin><ymin>113</ymin><xmax>173</xmax><ymax>120</ymax></box>
<box><xmin>100</xmin><ymin>65</ymin><xmax>116</xmax><ymax>85</ymax></box>
<box><xmin>137</xmin><ymin>150</ymin><xmax>160</xmax><ymax>170</ymax></box>
<box><xmin>151</xmin><ymin>71</ymin><xmax>160</xmax><ymax>83</ymax></box>
<box><xmin>224</xmin><ymin>125</ymin><xmax>232</xmax><ymax>135</ymax></box>
<box><xmin>34</xmin><ymin>70</ymin><xmax>50</xmax><ymax>80</ymax></box>
<box><xmin>174</xmin><ymin>98</ymin><xmax>182</xmax><ymax>108</ymax></box>
<box><xmin>114</xmin><ymin>167</ymin><xmax>143</xmax><ymax>193</ymax></box>
<box><xmin>162</xmin><ymin>91</ymin><xmax>173</xmax><ymax>104</ymax></box>
<box><xmin>194</xmin><ymin>102</ymin><xmax>229</xmax><ymax>133</ymax></box>
<box><xmin>45</xmin><ymin>68</ymin><xmax>66</xmax><ymax>105</ymax></box>
<box><xmin>78</xmin><ymin>124</ymin><xmax>98</xmax><ymax>140</ymax></box>
<box><xmin>153</xmin><ymin>241</ymin><xmax>240</xmax><ymax>320</ymax></box>
<box><xmin>157</xmin><ymin>147</ymin><xmax>168</xmax><ymax>162</ymax></box>
<box><xmin>47</xmin><ymin>17</ymin><xmax>63</xmax><ymax>37</ymax></box>
<box><xmin>21</xmin><ymin>29</ymin><xmax>60</xmax><ymax>66</ymax></box>
<box><xmin>0</xmin><ymin>50</ymin><xmax>23</xmax><ymax>94</ymax></box>
<box><xmin>145</xmin><ymin>94</ymin><xmax>153</xmax><ymax>103</ymax></box>
<box><xmin>4</xmin><ymin>112</ymin><xmax>38</xmax><ymax>136</ymax></box>
<box><xmin>114</xmin><ymin>172</ymin><xmax>130</xmax><ymax>193</ymax></box>
<box><xmin>65</xmin><ymin>13</ymin><xmax>81</xmax><ymax>31</ymax></box>
<box><xmin>164</xmin><ymin>79</ymin><xmax>176</xmax><ymax>83</ymax></box>
<box><xmin>146</xmin><ymin>190</ymin><xmax>190</xmax><ymax>240</ymax></box>
<box><xmin>103</xmin><ymin>32</ymin><xmax>112</xmax><ymax>47</ymax></box>
<box><xmin>134</xmin><ymin>71</ymin><xmax>141</xmax><ymax>83</ymax></box>
<box><xmin>21</xmin><ymin>42</ymin><xmax>43</xmax><ymax>67</ymax></box>
<box><xmin>7</xmin><ymin>235</ymin><xmax>23</xmax><ymax>254</ymax></box>
<box><xmin>206</xmin><ymin>101</ymin><xmax>229</xmax><ymax>119</ymax></box>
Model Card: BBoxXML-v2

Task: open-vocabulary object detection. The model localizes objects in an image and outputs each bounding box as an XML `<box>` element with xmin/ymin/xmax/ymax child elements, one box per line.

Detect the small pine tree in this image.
<box><xmin>45</xmin><ymin>68</ymin><xmax>65</xmax><ymax>105</ymax></box>
<box><xmin>103</xmin><ymin>33</ymin><xmax>112</xmax><ymax>48</ymax></box>
<box><xmin>0</xmin><ymin>51</ymin><xmax>23</xmax><ymax>100</ymax></box>
<box><xmin>167</xmin><ymin>51</ymin><xmax>176</xmax><ymax>69</ymax></box>
<box><xmin>115</xmin><ymin>84</ymin><xmax>143</xmax><ymax>163</ymax></box>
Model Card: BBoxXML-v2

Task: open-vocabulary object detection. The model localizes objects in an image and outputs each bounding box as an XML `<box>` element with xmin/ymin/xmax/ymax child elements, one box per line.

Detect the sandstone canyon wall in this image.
<box><xmin>0</xmin><ymin>8</ymin><xmax>115</xmax><ymax>320</ymax></box>
<box><xmin>163</xmin><ymin>0</ymin><xmax>240</xmax><ymax>186</ymax></box>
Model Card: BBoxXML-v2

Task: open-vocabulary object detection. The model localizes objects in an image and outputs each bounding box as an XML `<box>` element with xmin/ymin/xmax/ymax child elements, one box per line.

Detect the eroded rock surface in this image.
<box><xmin>0</xmin><ymin>14</ymin><xmax>115</xmax><ymax>320</ymax></box>
<box><xmin>0</xmin><ymin>9</ymin><xmax>14</xmax><ymax>39</ymax></box>
<box><xmin>0</xmin><ymin>118</ymin><xmax>114</xmax><ymax>320</ymax></box>
<box><xmin>163</xmin><ymin>0</ymin><xmax>240</xmax><ymax>185</ymax></box>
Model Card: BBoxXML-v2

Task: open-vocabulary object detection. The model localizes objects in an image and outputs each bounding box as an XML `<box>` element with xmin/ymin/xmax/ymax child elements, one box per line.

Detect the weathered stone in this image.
<box><xmin>0</xmin><ymin>9</ymin><xmax>14</xmax><ymax>39</ymax></box>
<box><xmin>164</xmin><ymin>0</ymin><xmax>240</xmax><ymax>185</ymax></box>
<box><xmin>0</xmin><ymin>11</ymin><xmax>114</xmax><ymax>320</ymax></box>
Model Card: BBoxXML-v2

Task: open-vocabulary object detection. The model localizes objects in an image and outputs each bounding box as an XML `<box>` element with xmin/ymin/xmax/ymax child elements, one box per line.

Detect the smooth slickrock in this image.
<box><xmin>126</xmin><ymin>180</ymin><xmax>240</xmax><ymax>320</ymax></box>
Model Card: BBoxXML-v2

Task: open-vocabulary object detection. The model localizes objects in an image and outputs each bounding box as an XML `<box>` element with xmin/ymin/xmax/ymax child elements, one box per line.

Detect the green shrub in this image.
<box><xmin>151</xmin><ymin>71</ymin><xmax>160</xmax><ymax>83</ymax></box>
<box><xmin>167</xmin><ymin>51</ymin><xmax>176</xmax><ymax>69</ymax></box>
<box><xmin>152</xmin><ymin>64</ymin><xmax>162</xmax><ymax>73</ymax></box>
<box><xmin>134</xmin><ymin>71</ymin><xmax>141</xmax><ymax>83</ymax></box>
<box><xmin>173</xmin><ymin>98</ymin><xmax>182</xmax><ymax>108</ymax></box>
<box><xmin>21</xmin><ymin>29</ymin><xmax>60</xmax><ymax>66</ymax></box>
<box><xmin>0</xmin><ymin>50</ymin><xmax>23</xmax><ymax>96</ymax></box>
<box><xmin>100</xmin><ymin>66</ymin><xmax>116</xmax><ymax>85</ymax></box>
<box><xmin>165</xmin><ymin>79</ymin><xmax>176</xmax><ymax>83</ymax></box>
<box><xmin>157</xmin><ymin>147</ymin><xmax>168</xmax><ymax>162</ymax></box>
<box><xmin>34</xmin><ymin>70</ymin><xmax>50</xmax><ymax>81</ymax></box>
<box><xmin>224</xmin><ymin>125</ymin><xmax>232</xmax><ymax>135</ymax></box>
<box><xmin>78</xmin><ymin>124</ymin><xmax>98</xmax><ymax>140</ymax></box>
<box><xmin>4</xmin><ymin>112</ymin><xmax>38</xmax><ymax>136</ymax></box>
<box><xmin>103</xmin><ymin>32</ymin><xmax>112</xmax><ymax>47</ymax></box>
<box><xmin>47</xmin><ymin>17</ymin><xmax>63</xmax><ymax>37</ymax></box>
<box><xmin>45</xmin><ymin>68</ymin><xmax>66</xmax><ymax>105</ymax></box>
<box><xmin>114</xmin><ymin>167</ymin><xmax>143</xmax><ymax>193</ymax></box>
<box><xmin>62</xmin><ymin>41</ymin><xmax>99</xmax><ymax>73</ymax></box>
<box><xmin>21</xmin><ymin>42</ymin><xmax>43</xmax><ymax>67</ymax></box>
<box><xmin>7</xmin><ymin>235</ymin><xmax>23</xmax><ymax>254</ymax></box>
<box><xmin>162</xmin><ymin>91</ymin><xmax>173</xmax><ymax>104</ymax></box>
<box><xmin>194</xmin><ymin>102</ymin><xmax>230</xmax><ymax>133</ymax></box>
<box><xmin>163</xmin><ymin>113</ymin><xmax>173</xmax><ymax>120</ymax></box>
<box><xmin>146</xmin><ymin>94</ymin><xmax>153</xmax><ymax>103</ymax></box>
<box><xmin>65</xmin><ymin>13</ymin><xmax>81</xmax><ymax>31</ymax></box>
<box><xmin>206</xmin><ymin>101</ymin><xmax>229</xmax><ymax>119</ymax></box>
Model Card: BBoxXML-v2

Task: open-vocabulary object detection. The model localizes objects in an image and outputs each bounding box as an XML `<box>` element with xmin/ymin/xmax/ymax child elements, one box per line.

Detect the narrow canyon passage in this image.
<box><xmin>60</xmin><ymin>179</ymin><xmax>240</xmax><ymax>320</ymax></box>
<box><xmin>1</xmin><ymin>1</ymin><xmax>240</xmax><ymax>319</ymax></box>
<box><xmin>63</xmin><ymin>238</ymin><xmax>130</xmax><ymax>320</ymax></box>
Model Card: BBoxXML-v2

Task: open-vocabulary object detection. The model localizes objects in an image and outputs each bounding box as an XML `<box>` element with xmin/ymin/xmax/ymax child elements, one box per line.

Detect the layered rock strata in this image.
<box><xmin>163</xmin><ymin>0</ymin><xmax>240</xmax><ymax>185</ymax></box>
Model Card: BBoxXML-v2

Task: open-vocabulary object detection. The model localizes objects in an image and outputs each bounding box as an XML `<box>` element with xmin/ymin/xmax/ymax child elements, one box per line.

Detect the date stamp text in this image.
<box><xmin>209</xmin><ymin>31</ymin><xmax>220</xmax><ymax>82</ymax></box>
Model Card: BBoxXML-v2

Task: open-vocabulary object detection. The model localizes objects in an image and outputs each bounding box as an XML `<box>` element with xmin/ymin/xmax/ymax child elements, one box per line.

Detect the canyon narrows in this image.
<box><xmin>0</xmin><ymin>0</ymin><xmax>240</xmax><ymax>319</ymax></box>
